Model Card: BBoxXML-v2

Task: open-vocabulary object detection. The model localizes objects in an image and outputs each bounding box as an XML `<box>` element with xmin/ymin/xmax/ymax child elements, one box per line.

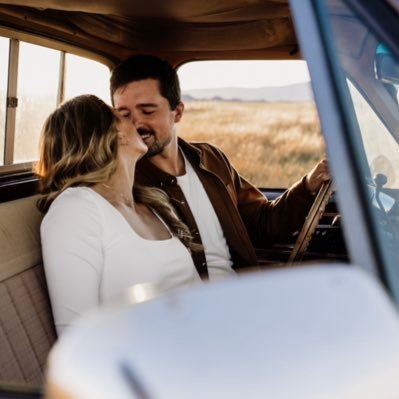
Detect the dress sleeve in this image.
<box><xmin>40</xmin><ymin>189</ymin><xmax>104</xmax><ymax>336</ymax></box>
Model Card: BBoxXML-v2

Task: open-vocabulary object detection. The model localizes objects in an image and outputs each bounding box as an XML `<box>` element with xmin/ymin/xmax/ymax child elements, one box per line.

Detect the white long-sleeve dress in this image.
<box><xmin>41</xmin><ymin>186</ymin><xmax>200</xmax><ymax>335</ymax></box>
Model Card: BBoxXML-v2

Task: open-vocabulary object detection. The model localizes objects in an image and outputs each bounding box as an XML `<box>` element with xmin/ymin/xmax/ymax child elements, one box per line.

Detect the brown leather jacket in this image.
<box><xmin>135</xmin><ymin>138</ymin><xmax>314</xmax><ymax>278</ymax></box>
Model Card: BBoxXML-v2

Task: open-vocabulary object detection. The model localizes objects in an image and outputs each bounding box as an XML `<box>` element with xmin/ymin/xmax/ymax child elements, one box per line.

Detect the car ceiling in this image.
<box><xmin>0</xmin><ymin>0</ymin><xmax>300</xmax><ymax>65</ymax></box>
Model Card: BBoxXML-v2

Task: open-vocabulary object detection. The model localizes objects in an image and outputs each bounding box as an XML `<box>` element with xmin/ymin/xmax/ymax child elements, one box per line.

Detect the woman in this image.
<box><xmin>36</xmin><ymin>94</ymin><xmax>201</xmax><ymax>335</ymax></box>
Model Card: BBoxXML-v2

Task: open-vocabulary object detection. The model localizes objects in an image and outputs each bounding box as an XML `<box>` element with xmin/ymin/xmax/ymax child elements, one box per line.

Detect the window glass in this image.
<box><xmin>0</xmin><ymin>37</ymin><xmax>8</xmax><ymax>165</ymax></box>
<box><xmin>178</xmin><ymin>61</ymin><xmax>325</xmax><ymax>188</ymax></box>
<box><xmin>64</xmin><ymin>54</ymin><xmax>110</xmax><ymax>104</ymax></box>
<box><xmin>15</xmin><ymin>42</ymin><xmax>59</xmax><ymax>163</ymax></box>
<box><xmin>348</xmin><ymin>80</ymin><xmax>399</xmax><ymax>188</ymax></box>
<box><xmin>324</xmin><ymin>0</ymin><xmax>399</xmax><ymax>301</ymax></box>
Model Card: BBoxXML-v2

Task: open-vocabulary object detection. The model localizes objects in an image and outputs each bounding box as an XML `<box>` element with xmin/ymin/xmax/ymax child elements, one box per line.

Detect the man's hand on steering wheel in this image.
<box><xmin>304</xmin><ymin>159</ymin><xmax>331</xmax><ymax>194</ymax></box>
<box><xmin>288</xmin><ymin>159</ymin><xmax>333</xmax><ymax>264</ymax></box>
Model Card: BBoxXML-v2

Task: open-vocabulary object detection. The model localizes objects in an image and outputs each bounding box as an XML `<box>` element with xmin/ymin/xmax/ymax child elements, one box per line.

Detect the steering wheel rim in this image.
<box><xmin>288</xmin><ymin>180</ymin><xmax>335</xmax><ymax>265</ymax></box>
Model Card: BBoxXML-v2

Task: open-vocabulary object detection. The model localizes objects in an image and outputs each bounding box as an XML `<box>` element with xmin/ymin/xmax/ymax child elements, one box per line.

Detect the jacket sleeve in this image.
<box><xmin>212</xmin><ymin>146</ymin><xmax>315</xmax><ymax>247</ymax></box>
<box><xmin>40</xmin><ymin>190</ymin><xmax>103</xmax><ymax>336</ymax></box>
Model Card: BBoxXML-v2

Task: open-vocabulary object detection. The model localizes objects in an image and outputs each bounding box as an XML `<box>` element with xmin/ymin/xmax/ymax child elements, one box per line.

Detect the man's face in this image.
<box><xmin>113</xmin><ymin>79</ymin><xmax>183</xmax><ymax>157</ymax></box>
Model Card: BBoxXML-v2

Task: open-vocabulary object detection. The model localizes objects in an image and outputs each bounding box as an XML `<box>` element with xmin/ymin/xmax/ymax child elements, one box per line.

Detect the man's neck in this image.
<box><xmin>148</xmin><ymin>142</ymin><xmax>185</xmax><ymax>177</ymax></box>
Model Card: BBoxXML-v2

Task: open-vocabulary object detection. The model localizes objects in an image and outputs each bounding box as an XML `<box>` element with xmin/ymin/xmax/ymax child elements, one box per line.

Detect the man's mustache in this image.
<box><xmin>137</xmin><ymin>128</ymin><xmax>154</xmax><ymax>137</ymax></box>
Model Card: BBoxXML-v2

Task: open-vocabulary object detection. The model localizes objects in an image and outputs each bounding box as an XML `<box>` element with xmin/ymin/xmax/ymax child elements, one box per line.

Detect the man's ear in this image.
<box><xmin>174</xmin><ymin>102</ymin><xmax>184</xmax><ymax>123</ymax></box>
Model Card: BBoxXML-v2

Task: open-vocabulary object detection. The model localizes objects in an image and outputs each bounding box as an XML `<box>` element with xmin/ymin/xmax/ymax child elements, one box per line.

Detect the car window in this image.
<box><xmin>14</xmin><ymin>42</ymin><xmax>59</xmax><ymax>163</ymax></box>
<box><xmin>64</xmin><ymin>53</ymin><xmax>110</xmax><ymax>102</ymax></box>
<box><xmin>322</xmin><ymin>0</ymin><xmax>399</xmax><ymax>301</ymax></box>
<box><xmin>0</xmin><ymin>35</ymin><xmax>110</xmax><ymax>170</ymax></box>
<box><xmin>348</xmin><ymin>80</ymin><xmax>399</xmax><ymax>188</ymax></box>
<box><xmin>177</xmin><ymin>61</ymin><xmax>325</xmax><ymax>188</ymax></box>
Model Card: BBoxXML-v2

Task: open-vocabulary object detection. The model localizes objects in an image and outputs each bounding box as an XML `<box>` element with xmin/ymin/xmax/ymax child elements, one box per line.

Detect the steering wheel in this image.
<box><xmin>288</xmin><ymin>180</ymin><xmax>335</xmax><ymax>264</ymax></box>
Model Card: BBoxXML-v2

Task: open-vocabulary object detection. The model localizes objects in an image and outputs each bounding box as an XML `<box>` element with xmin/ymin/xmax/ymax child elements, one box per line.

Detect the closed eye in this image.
<box><xmin>142</xmin><ymin>110</ymin><xmax>155</xmax><ymax>115</ymax></box>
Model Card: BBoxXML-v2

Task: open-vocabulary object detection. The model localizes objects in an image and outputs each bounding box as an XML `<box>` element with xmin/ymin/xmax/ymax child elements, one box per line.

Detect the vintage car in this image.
<box><xmin>0</xmin><ymin>0</ymin><xmax>399</xmax><ymax>397</ymax></box>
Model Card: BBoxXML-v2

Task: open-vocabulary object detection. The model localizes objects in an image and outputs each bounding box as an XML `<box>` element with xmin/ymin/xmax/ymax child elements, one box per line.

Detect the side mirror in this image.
<box><xmin>45</xmin><ymin>264</ymin><xmax>399</xmax><ymax>399</ymax></box>
<box><xmin>375</xmin><ymin>43</ymin><xmax>399</xmax><ymax>85</ymax></box>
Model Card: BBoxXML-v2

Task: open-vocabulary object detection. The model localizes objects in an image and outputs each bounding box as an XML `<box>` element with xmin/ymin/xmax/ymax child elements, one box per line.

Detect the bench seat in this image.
<box><xmin>0</xmin><ymin>195</ymin><xmax>56</xmax><ymax>386</ymax></box>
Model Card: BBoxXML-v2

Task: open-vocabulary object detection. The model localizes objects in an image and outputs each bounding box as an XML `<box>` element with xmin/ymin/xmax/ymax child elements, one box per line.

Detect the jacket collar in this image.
<box><xmin>178</xmin><ymin>137</ymin><xmax>202</xmax><ymax>164</ymax></box>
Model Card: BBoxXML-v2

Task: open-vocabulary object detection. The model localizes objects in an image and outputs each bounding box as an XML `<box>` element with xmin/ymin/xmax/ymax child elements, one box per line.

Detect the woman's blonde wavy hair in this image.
<box><xmin>35</xmin><ymin>94</ymin><xmax>197</xmax><ymax>250</ymax></box>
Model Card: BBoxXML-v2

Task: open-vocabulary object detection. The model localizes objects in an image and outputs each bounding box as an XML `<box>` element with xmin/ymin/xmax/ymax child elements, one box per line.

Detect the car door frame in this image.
<box><xmin>289</xmin><ymin>0</ymin><xmax>399</xmax><ymax>293</ymax></box>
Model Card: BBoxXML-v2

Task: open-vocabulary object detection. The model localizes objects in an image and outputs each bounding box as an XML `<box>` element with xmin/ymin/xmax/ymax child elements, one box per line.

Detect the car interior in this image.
<box><xmin>0</xmin><ymin>0</ymin><xmax>361</xmax><ymax>394</ymax></box>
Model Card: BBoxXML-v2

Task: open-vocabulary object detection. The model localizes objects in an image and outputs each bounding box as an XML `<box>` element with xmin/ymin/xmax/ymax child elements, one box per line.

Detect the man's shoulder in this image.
<box><xmin>179</xmin><ymin>138</ymin><xmax>226</xmax><ymax>159</ymax></box>
<box><xmin>188</xmin><ymin>141</ymin><xmax>219</xmax><ymax>151</ymax></box>
<box><xmin>179</xmin><ymin>139</ymin><xmax>234</xmax><ymax>180</ymax></box>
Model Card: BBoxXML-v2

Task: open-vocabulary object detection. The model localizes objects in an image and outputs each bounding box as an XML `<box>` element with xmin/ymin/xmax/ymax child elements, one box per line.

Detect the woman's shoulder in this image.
<box><xmin>52</xmin><ymin>186</ymin><xmax>101</xmax><ymax>207</ymax></box>
<box><xmin>42</xmin><ymin>187</ymin><xmax>103</xmax><ymax>225</ymax></box>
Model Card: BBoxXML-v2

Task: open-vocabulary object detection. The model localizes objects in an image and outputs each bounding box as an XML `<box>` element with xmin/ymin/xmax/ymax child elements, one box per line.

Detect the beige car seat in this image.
<box><xmin>0</xmin><ymin>195</ymin><xmax>56</xmax><ymax>386</ymax></box>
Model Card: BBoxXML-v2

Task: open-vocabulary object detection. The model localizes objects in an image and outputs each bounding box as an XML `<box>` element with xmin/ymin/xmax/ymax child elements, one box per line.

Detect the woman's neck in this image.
<box><xmin>94</xmin><ymin>159</ymin><xmax>136</xmax><ymax>208</ymax></box>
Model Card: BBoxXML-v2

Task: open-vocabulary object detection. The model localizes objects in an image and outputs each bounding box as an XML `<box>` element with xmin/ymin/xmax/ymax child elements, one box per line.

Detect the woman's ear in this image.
<box><xmin>117</xmin><ymin>132</ymin><xmax>128</xmax><ymax>146</ymax></box>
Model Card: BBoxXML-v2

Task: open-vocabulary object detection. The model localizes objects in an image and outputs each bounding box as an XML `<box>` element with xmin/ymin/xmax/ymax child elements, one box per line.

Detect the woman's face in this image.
<box><xmin>113</xmin><ymin>113</ymin><xmax>148</xmax><ymax>160</ymax></box>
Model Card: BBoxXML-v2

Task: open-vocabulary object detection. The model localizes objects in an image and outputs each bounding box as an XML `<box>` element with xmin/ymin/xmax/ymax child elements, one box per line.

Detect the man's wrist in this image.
<box><xmin>304</xmin><ymin>175</ymin><xmax>317</xmax><ymax>196</ymax></box>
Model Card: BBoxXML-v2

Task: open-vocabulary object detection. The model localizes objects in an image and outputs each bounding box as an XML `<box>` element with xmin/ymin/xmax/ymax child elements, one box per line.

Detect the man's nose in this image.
<box><xmin>129</xmin><ymin>112</ymin><xmax>144</xmax><ymax>129</ymax></box>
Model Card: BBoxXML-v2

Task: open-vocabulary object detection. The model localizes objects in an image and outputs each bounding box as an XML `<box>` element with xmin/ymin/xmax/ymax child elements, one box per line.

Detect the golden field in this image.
<box><xmin>178</xmin><ymin>100</ymin><xmax>325</xmax><ymax>188</ymax></box>
<box><xmin>1</xmin><ymin>99</ymin><xmax>325</xmax><ymax>189</ymax></box>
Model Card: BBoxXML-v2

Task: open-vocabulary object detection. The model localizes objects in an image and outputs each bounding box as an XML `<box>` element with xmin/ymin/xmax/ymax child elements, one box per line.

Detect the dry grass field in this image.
<box><xmin>178</xmin><ymin>100</ymin><xmax>325</xmax><ymax>188</ymax></box>
<box><xmin>1</xmin><ymin>99</ymin><xmax>326</xmax><ymax>189</ymax></box>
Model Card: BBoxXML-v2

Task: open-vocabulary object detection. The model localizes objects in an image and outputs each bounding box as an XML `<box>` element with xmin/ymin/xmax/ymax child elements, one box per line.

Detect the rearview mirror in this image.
<box><xmin>375</xmin><ymin>43</ymin><xmax>399</xmax><ymax>84</ymax></box>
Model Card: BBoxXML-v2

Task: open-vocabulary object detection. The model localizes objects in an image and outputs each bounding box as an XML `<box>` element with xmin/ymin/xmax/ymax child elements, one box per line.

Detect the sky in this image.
<box><xmin>178</xmin><ymin>60</ymin><xmax>311</xmax><ymax>90</ymax></box>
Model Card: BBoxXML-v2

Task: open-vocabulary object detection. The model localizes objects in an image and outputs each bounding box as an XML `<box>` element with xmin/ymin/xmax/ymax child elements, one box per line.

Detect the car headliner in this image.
<box><xmin>0</xmin><ymin>0</ymin><xmax>301</xmax><ymax>66</ymax></box>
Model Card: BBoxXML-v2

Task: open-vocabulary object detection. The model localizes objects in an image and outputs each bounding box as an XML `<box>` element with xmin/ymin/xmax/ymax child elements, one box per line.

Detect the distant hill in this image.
<box><xmin>182</xmin><ymin>82</ymin><xmax>313</xmax><ymax>102</ymax></box>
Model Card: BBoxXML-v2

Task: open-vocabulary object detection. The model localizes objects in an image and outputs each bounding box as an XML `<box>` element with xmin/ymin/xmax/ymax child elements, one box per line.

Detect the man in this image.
<box><xmin>110</xmin><ymin>54</ymin><xmax>329</xmax><ymax>280</ymax></box>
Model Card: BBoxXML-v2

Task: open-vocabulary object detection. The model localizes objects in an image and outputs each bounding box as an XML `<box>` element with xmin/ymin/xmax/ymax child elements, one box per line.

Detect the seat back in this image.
<box><xmin>0</xmin><ymin>195</ymin><xmax>56</xmax><ymax>386</ymax></box>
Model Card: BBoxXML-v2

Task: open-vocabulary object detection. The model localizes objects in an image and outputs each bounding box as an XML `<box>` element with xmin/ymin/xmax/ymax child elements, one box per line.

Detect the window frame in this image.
<box><xmin>0</xmin><ymin>25</ymin><xmax>113</xmax><ymax>174</ymax></box>
<box><xmin>290</xmin><ymin>0</ymin><xmax>399</xmax><ymax>301</ymax></box>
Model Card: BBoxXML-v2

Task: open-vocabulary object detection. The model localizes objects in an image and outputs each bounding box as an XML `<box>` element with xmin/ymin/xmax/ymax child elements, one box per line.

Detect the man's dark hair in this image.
<box><xmin>110</xmin><ymin>54</ymin><xmax>181</xmax><ymax>109</ymax></box>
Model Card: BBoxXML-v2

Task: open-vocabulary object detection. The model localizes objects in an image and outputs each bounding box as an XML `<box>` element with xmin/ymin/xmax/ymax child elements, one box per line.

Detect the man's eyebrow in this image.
<box><xmin>115</xmin><ymin>106</ymin><xmax>129</xmax><ymax>112</ymax></box>
<box><xmin>115</xmin><ymin>103</ymin><xmax>157</xmax><ymax>112</ymax></box>
<box><xmin>138</xmin><ymin>103</ymin><xmax>157</xmax><ymax>108</ymax></box>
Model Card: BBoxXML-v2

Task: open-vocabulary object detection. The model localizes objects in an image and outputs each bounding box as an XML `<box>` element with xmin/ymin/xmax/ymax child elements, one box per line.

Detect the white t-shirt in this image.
<box><xmin>41</xmin><ymin>186</ymin><xmax>200</xmax><ymax>335</ymax></box>
<box><xmin>177</xmin><ymin>153</ymin><xmax>235</xmax><ymax>280</ymax></box>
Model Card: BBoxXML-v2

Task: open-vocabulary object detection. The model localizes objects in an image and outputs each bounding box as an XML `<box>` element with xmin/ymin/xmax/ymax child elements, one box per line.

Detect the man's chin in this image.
<box><xmin>143</xmin><ymin>136</ymin><xmax>173</xmax><ymax>158</ymax></box>
<box><xmin>144</xmin><ymin>145</ymin><xmax>163</xmax><ymax>158</ymax></box>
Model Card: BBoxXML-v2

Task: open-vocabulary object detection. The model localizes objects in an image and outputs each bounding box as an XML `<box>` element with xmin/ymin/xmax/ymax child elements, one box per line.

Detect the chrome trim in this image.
<box><xmin>4</xmin><ymin>38</ymin><xmax>18</xmax><ymax>165</ymax></box>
